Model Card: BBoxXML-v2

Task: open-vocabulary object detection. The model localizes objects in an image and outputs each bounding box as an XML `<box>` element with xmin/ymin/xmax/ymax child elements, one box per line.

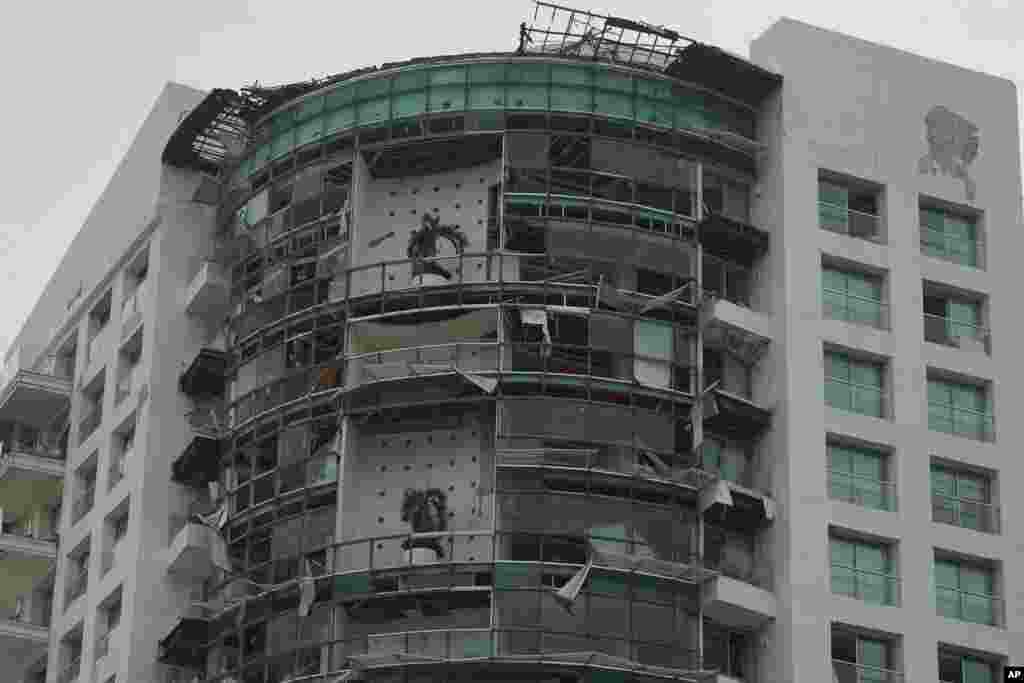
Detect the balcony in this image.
<box><xmin>936</xmin><ymin>586</ymin><xmax>1003</xmax><ymax>627</ymax></box>
<box><xmin>0</xmin><ymin>431</ymin><xmax>65</xmax><ymax>481</ymax></box>
<box><xmin>932</xmin><ymin>493</ymin><xmax>999</xmax><ymax>534</ymax></box>
<box><xmin>819</xmin><ymin>201</ymin><xmax>881</xmax><ymax>242</ymax></box>
<box><xmin>0</xmin><ymin>607</ymin><xmax>48</xmax><ymax>673</ymax></box>
<box><xmin>703</xmin><ymin>389</ymin><xmax>772</xmax><ymax>441</ymax></box>
<box><xmin>179</xmin><ymin>348</ymin><xmax>230</xmax><ymax>399</ymax></box>
<box><xmin>703</xmin><ymin>574</ymin><xmax>776</xmax><ymax>630</ymax></box>
<box><xmin>828</xmin><ymin>470</ymin><xmax>897</xmax><ymax>512</ymax></box>
<box><xmin>157</xmin><ymin>612</ymin><xmax>209</xmax><ymax>669</ymax></box>
<box><xmin>923</xmin><ymin>314</ymin><xmax>989</xmax><ymax>354</ymax></box>
<box><xmin>185</xmin><ymin>260</ymin><xmax>230</xmax><ymax>319</ymax></box>
<box><xmin>172</xmin><ymin>411</ymin><xmax>223</xmax><ymax>488</ymax></box>
<box><xmin>0</xmin><ymin>509</ymin><xmax>57</xmax><ymax>560</ymax></box>
<box><xmin>832</xmin><ymin>659</ymin><xmax>903</xmax><ymax>683</ymax></box>
<box><xmin>698</xmin><ymin>211</ymin><xmax>769</xmax><ymax>268</ymax></box>
<box><xmin>0</xmin><ymin>360</ymin><xmax>72</xmax><ymax>431</ymax></box>
<box><xmin>921</xmin><ymin>227</ymin><xmax>983</xmax><ymax>269</ymax></box>
<box><xmin>165</xmin><ymin>520</ymin><xmax>218</xmax><ymax>581</ymax></box>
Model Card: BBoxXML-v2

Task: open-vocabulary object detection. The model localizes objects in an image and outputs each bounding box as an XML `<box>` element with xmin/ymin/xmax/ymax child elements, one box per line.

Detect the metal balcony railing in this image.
<box><xmin>496</xmin><ymin>447</ymin><xmax>712</xmax><ymax>490</ymax></box>
<box><xmin>0</xmin><ymin>432</ymin><xmax>64</xmax><ymax>462</ymax></box>
<box><xmin>828</xmin><ymin>469</ymin><xmax>897</xmax><ymax>512</ymax></box>
<box><xmin>832</xmin><ymin>658</ymin><xmax>904</xmax><ymax>683</ymax></box>
<box><xmin>923</xmin><ymin>313</ymin><xmax>989</xmax><ymax>353</ymax></box>
<box><xmin>831</xmin><ymin>564</ymin><xmax>900</xmax><ymax>606</ymax></box>
<box><xmin>823</xmin><ymin>288</ymin><xmax>889</xmax><ymax>329</ymax></box>
<box><xmin>931</xmin><ymin>493</ymin><xmax>999</xmax><ymax>534</ymax></box>
<box><xmin>819</xmin><ymin>202</ymin><xmax>881</xmax><ymax>241</ymax></box>
<box><xmin>936</xmin><ymin>585</ymin><xmax>1003</xmax><ymax>627</ymax></box>
<box><xmin>825</xmin><ymin>377</ymin><xmax>886</xmax><ymax>418</ymax></box>
<box><xmin>0</xmin><ymin>508</ymin><xmax>57</xmax><ymax>542</ymax></box>
<box><xmin>927</xmin><ymin>402</ymin><xmax>994</xmax><ymax>442</ymax></box>
<box><xmin>920</xmin><ymin>227</ymin><xmax>983</xmax><ymax>269</ymax></box>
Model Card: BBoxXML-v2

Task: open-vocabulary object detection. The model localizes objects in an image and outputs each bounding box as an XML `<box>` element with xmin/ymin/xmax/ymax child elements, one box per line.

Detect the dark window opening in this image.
<box><xmin>636</xmin><ymin>268</ymin><xmax>675</xmax><ymax>296</ymax></box>
<box><xmin>550</xmin><ymin>135</ymin><xmax>591</xmax><ymax>168</ymax></box>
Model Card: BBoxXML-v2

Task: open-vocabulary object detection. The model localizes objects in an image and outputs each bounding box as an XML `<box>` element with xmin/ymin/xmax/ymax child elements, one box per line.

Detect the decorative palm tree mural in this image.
<box><xmin>400</xmin><ymin>487</ymin><xmax>449</xmax><ymax>559</ymax></box>
<box><xmin>407</xmin><ymin>213</ymin><xmax>469</xmax><ymax>283</ymax></box>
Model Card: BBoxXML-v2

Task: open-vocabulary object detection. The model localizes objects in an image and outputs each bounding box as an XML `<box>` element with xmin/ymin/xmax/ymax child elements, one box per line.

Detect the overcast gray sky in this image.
<box><xmin>1</xmin><ymin>0</ymin><xmax>1021</xmax><ymax>361</ymax></box>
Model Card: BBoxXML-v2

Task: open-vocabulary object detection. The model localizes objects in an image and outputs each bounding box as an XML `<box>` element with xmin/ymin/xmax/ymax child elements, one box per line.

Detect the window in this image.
<box><xmin>832</xmin><ymin>628</ymin><xmax>897</xmax><ymax>683</ymax></box>
<box><xmin>701</xmin><ymin>436</ymin><xmax>749</xmax><ymax>486</ymax></box>
<box><xmin>818</xmin><ymin>177</ymin><xmax>880</xmax><ymax>240</ymax></box>
<box><xmin>923</xmin><ymin>288</ymin><xmax>987</xmax><ymax>352</ymax></box>
<box><xmin>704</xmin><ymin>622</ymin><xmax>752</xmax><ymax>679</ymax></box>
<box><xmin>822</xmin><ymin>266</ymin><xmax>885</xmax><ymax>328</ymax></box>
<box><xmin>931</xmin><ymin>464</ymin><xmax>997</xmax><ymax>533</ymax></box>
<box><xmin>830</xmin><ymin>535</ymin><xmax>898</xmax><ymax>606</ymax></box>
<box><xmin>73</xmin><ymin>457</ymin><xmax>97</xmax><ymax>523</ymax></box>
<box><xmin>827</xmin><ymin>441</ymin><xmax>893</xmax><ymax>511</ymax></box>
<box><xmin>939</xmin><ymin>649</ymin><xmax>998</xmax><ymax>683</ymax></box>
<box><xmin>64</xmin><ymin>541</ymin><xmax>90</xmax><ymax>609</ymax></box>
<box><xmin>927</xmin><ymin>375</ymin><xmax>992</xmax><ymax>441</ymax></box>
<box><xmin>825</xmin><ymin>351</ymin><xmax>885</xmax><ymax>418</ymax></box>
<box><xmin>921</xmin><ymin>205</ymin><xmax>981</xmax><ymax>268</ymax></box>
<box><xmin>934</xmin><ymin>556</ymin><xmax>999</xmax><ymax>626</ymax></box>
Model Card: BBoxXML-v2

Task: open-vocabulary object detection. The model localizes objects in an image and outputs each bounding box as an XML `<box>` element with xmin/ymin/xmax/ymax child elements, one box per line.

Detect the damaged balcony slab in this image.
<box><xmin>157</xmin><ymin>614</ymin><xmax>209</xmax><ymax>669</ymax></box>
<box><xmin>0</xmin><ymin>371</ymin><xmax>72</xmax><ymax>431</ymax></box>
<box><xmin>171</xmin><ymin>434</ymin><xmax>220</xmax><ymax>488</ymax></box>
<box><xmin>184</xmin><ymin>260</ymin><xmax>230</xmax><ymax>320</ymax></box>
<box><xmin>703</xmin><ymin>574</ymin><xmax>777</xmax><ymax>630</ymax></box>
<box><xmin>179</xmin><ymin>349</ymin><xmax>230</xmax><ymax>399</ymax></box>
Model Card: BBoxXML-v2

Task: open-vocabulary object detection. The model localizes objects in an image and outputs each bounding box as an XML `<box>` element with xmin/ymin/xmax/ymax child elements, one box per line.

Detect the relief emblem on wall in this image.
<box><xmin>918</xmin><ymin>105</ymin><xmax>979</xmax><ymax>201</ymax></box>
<box><xmin>407</xmin><ymin>213</ymin><xmax>469</xmax><ymax>284</ymax></box>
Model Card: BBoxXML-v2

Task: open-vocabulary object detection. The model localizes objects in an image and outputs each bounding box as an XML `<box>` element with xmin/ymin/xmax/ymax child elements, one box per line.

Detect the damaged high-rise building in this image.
<box><xmin>1</xmin><ymin>4</ymin><xmax>1021</xmax><ymax>682</ymax></box>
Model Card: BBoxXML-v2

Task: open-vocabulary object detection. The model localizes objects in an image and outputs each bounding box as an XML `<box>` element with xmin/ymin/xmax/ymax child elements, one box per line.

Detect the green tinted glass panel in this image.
<box><xmin>357</xmin><ymin>97</ymin><xmax>390</xmax><ymax>124</ymax></box>
<box><xmin>823</xmin><ymin>268</ymin><xmax>847</xmax><ymax>292</ymax></box>
<box><xmin>960</xmin><ymin>566</ymin><xmax>992</xmax><ymax>595</ymax></box>
<box><xmin>550</xmin><ymin>86</ymin><xmax>592</xmax><ymax>113</ymax></box>
<box><xmin>326</xmin><ymin>85</ymin><xmax>354</xmax><ymax>110</ymax></box>
<box><xmin>429</xmin><ymin>66</ymin><xmax>467</xmax><ymax>86</ymax></box>
<box><xmin>831</xmin><ymin>564</ymin><xmax>855</xmax><ymax>596</ymax></box>
<box><xmin>825</xmin><ymin>352</ymin><xmax>850</xmax><ymax>380</ymax></box>
<box><xmin>507</xmin><ymin>84</ymin><xmax>548</xmax><ymax>109</ymax></box>
<box><xmin>847</xmin><ymin>273</ymin><xmax>881</xmax><ymax>301</ymax></box>
<box><xmin>325</xmin><ymin>107</ymin><xmax>356</xmax><ymax>135</ymax></box>
<box><xmin>393</xmin><ymin>70</ymin><xmax>428</xmax><ymax>93</ymax></box>
<box><xmin>392</xmin><ymin>91</ymin><xmax>428</xmax><ymax>119</ymax></box>
<box><xmin>856</xmin><ymin>543</ymin><xmax>886</xmax><ymax>572</ymax></box>
<box><xmin>469</xmin><ymin>63</ymin><xmax>507</xmax><ymax>84</ymax></box>
<box><xmin>251</xmin><ymin>144</ymin><xmax>271</xmax><ymax>168</ymax></box>
<box><xmin>957</xmin><ymin>474</ymin><xmax>985</xmax><ymax>501</ymax></box>
<box><xmin>334</xmin><ymin>573</ymin><xmax>372</xmax><ymax>595</ymax></box>
<box><xmin>295</xmin><ymin>96</ymin><xmax>323</xmax><ymax>122</ymax></box>
<box><xmin>636</xmin><ymin>77</ymin><xmax>673</xmax><ymax>100</ymax></box>
<box><xmin>828</xmin><ymin>444</ymin><xmax>854</xmax><ymax>471</ymax></box>
<box><xmin>935</xmin><ymin>560</ymin><xmax>959</xmax><ymax>588</ymax></box>
<box><xmin>963</xmin><ymin>658</ymin><xmax>994</xmax><ymax>683</ymax></box>
<box><xmin>636</xmin><ymin>97</ymin><xmax>673</xmax><ymax>127</ymax></box>
<box><xmin>595</xmin><ymin>71</ymin><xmax>633</xmax><ymax>93</ymax></box>
<box><xmin>594</xmin><ymin>91</ymin><xmax>633</xmax><ymax>119</ymax></box>
<box><xmin>851</xmin><ymin>362</ymin><xmax>882</xmax><ymax>388</ymax></box>
<box><xmin>701</xmin><ymin>439</ymin><xmax>723</xmax><ymax>469</ymax></box>
<box><xmin>269</xmin><ymin>110</ymin><xmax>294</xmax><ymax>136</ymax></box>
<box><xmin>356</xmin><ymin>77</ymin><xmax>391</xmax><ymax>100</ymax></box>
<box><xmin>635</xmin><ymin>320</ymin><xmax>673</xmax><ymax>359</ymax></box>
<box><xmin>928</xmin><ymin>379</ymin><xmax>952</xmax><ymax>405</ymax></box>
<box><xmin>296</xmin><ymin>118</ymin><xmax>324</xmax><ymax>147</ymax></box>
<box><xmin>513</xmin><ymin>62</ymin><xmax>550</xmax><ymax>83</ymax></box>
<box><xmin>820</xmin><ymin>181</ymin><xmax>849</xmax><ymax>207</ymax></box>
<box><xmin>468</xmin><ymin>85</ymin><xmax>505</xmax><ymax>109</ymax></box>
<box><xmin>859</xmin><ymin>639</ymin><xmax>887</xmax><ymax>668</ymax></box>
<box><xmin>936</xmin><ymin>585</ymin><xmax>961</xmax><ymax>618</ymax></box>
<box><xmin>830</xmin><ymin>538</ymin><xmax>854</xmax><ymax>566</ymax></box>
<box><xmin>825</xmin><ymin>379</ymin><xmax>852</xmax><ymax>411</ymax></box>
<box><xmin>931</xmin><ymin>467</ymin><xmax>956</xmax><ymax>497</ymax></box>
<box><xmin>429</xmin><ymin>85</ymin><xmax>466</xmax><ymax>112</ymax></box>
<box><xmin>588</xmin><ymin>571</ymin><xmax>628</xmax><ymax>596</ymax></box>
<box><xmin>494</xmin><ymin>562</ymin><xmax>534</xmax><ymax>588</ymax></box>
<box><xmin>921</xmin><ymin>207</ymin><xmax>945</xmax><ymax>231</ymax></box>
<box><xmin>551</xmin><ymin>64</ymin><xmax>592</xmax><ymax>86</ymax></box>
<box><xmin>270</xmin><ymin>131</ymin><xmax>295</xmax><ymax>160</ymax></box>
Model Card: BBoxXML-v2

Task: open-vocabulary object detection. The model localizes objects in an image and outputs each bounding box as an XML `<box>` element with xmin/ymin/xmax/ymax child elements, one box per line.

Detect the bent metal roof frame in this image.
<box><xmin>162</xmin><ymin>2</ymin><xmax>781</xmax><ymax>174</ymax></box>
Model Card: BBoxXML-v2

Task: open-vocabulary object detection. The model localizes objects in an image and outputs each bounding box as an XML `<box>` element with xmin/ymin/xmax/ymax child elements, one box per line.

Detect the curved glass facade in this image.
<box><xmin>236</xmin><ymin>59</ymin><xmax>757</xmax><ymax>182</ymax></box>
<box><xmin>179</xmin><ymin>51</ymin><xmax>772</xmax><ymax>683</ymax></box>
